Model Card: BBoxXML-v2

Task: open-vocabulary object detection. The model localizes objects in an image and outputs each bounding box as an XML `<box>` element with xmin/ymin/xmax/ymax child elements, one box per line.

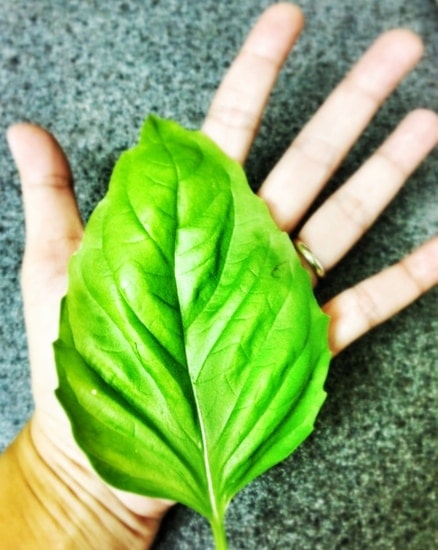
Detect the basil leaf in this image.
<box><xmin>54</xmin><ymin>115</ymin><xmax>331</xmax><ymax>548</ymax></box>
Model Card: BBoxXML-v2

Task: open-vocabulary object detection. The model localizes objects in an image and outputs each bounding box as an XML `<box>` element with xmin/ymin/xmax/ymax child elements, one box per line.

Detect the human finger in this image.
<box><xmin>7</xmin><ymin>123</ymin><xmax>83</xmax><ymax>275</ymax></box>
<box><xmin>202</xmin><ymin>3</ymin><xmax>304</xmax><ymax>163</ymax></box>
<box><xmin>259</xmin><ymin>29</ymin><xmax>424</xmax><ymax>231</ymax></box>
<box><xmin>298</xmin><ymin>109</ymin><xmax>438</xmax><ymax>273</ymax></box>
<box><xmin>323</xmin><ymin>238</ymin><xmax>438</xmax><ymax>356</ymax></box>
<box><xmin>7</xmin><ymin>124</ymin><xmax>83</xmax><ymax>398</ymax></box>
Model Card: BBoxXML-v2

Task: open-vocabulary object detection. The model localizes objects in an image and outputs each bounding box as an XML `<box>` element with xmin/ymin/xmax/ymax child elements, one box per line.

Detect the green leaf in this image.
<box><xmin>54</xmin><ymin>115</ymin><xmax>331</xmax><ymax>547</ymax></box>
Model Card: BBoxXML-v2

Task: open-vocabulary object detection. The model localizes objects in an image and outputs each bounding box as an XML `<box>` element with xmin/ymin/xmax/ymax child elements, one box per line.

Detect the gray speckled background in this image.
<box><xmin>0</xmin><ymin>1</ymin><xmax>437</xmax><ymax>548</ymax></box>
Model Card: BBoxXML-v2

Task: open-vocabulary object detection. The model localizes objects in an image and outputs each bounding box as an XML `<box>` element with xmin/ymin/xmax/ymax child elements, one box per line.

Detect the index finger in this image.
<box><xmin>202</xmin><ymin>3</ymin><xmax>304</xmax><ymax>163</ymax></box>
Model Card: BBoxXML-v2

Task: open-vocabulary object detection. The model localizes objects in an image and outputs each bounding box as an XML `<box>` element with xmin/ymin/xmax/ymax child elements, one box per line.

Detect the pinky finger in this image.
<box><xmin>324</xmin><ymin>238</ymin><xmax>438</xmax><ymax>356</ymax></box>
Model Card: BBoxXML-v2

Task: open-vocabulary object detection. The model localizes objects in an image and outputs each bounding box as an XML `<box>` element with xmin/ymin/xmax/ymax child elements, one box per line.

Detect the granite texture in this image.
<box><xmin>0</xmin><ymin>0</ymin><xmax>437</xmax><ymax>548</ymax></box>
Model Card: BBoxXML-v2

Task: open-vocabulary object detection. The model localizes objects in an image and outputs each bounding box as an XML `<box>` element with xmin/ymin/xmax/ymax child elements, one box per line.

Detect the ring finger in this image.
<box><xmin>298</xmin><ymin>108</ymin><xmax>438</xmax><ymax>277</ymax></box>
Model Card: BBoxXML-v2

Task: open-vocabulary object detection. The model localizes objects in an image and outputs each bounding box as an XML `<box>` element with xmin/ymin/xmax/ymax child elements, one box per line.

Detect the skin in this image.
<box><xmin>0</xmin><ymin>3</ymin><xmax>437</xmax><ymax>548</ymax></box>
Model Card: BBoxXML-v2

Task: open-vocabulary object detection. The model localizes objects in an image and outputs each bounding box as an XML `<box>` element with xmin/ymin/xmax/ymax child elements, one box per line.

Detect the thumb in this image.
<box><xmin>7</xmin><ymin>123</ymin><xmax>83</xmax><ymax>273</ymax></box>
<box><xmin>7</xmin><ymin>124</ymin><xmax>83</xmax><ymax>400</ymax></box>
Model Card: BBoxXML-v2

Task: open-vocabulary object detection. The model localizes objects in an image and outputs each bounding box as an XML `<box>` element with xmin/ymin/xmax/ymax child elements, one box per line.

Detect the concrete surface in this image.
<box><xmin>0</xmin><ymin>1</ymin><xmax>437</xmax><ymax>548</ymax></box>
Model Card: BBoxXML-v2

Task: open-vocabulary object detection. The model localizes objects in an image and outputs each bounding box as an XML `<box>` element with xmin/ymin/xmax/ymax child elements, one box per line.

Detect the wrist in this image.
<box><xmin>0</xmin><ymin>418</ymin><xmax>163</xmax><ymax>549</ymax></box>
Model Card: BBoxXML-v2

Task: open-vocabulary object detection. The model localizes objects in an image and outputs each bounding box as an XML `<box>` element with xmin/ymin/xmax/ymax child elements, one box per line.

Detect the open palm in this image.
<box><xmin>6</xmin><ymin>3</ymin><xmax>437</xmax><ymax>548</ymax></box>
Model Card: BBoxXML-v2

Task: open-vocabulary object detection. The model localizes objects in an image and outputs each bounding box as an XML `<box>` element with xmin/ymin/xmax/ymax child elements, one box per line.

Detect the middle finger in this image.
<box><xmin>259</xmin><ymin>29</ymin><xmax>424</xmax><ymax>232</ymax></box>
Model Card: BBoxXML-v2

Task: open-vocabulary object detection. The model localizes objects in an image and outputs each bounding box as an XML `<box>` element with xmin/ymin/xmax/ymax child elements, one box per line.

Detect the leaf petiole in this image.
<box><xmin>210</xmin><ymin>514</ymin><xmax>228</xmax><ymax>550</ymax></box>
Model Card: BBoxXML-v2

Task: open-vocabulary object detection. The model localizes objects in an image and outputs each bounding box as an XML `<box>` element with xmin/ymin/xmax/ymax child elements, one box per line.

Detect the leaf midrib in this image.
<box><xmin>157</xmin><ymin>128</ymin><xmax>222</xmax><ymax>522</ymax></box>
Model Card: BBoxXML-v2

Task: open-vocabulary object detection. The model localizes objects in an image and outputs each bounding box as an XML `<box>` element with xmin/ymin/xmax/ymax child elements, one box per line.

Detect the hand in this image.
<box><xmin>2</xmin><ymin>3</ymin><xmax>437</xmax><ymax>548</ymax></box>
<box><xmin>202</xmin><ymin>3</ymin><xmax>438</xmax><ymax>354</ymax></box>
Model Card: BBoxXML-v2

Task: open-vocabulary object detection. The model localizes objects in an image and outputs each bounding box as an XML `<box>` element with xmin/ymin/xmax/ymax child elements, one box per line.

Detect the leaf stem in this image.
<box><xmin>210</xmin><ymin>514</ymin><xmax>228</xmax><ymax>550</ymax></box>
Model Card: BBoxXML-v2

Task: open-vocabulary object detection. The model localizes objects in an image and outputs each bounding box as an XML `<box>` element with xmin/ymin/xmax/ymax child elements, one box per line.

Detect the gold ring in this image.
<box><xmin>294</xmin><ymin>239</ymin><xmax>326</xmax><ymax>279</ymax></box>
